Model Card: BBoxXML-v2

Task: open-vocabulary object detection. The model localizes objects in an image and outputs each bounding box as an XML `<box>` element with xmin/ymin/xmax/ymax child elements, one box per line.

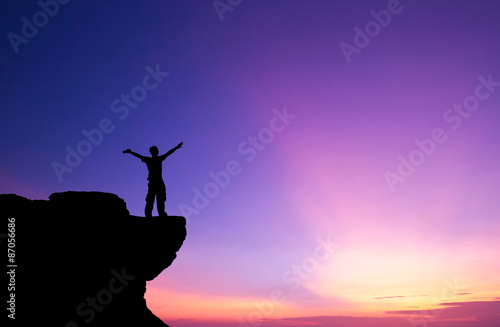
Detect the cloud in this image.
<box><xmin>372</xmin><ymin>294</ymin><xmax>428</xmax><ymax>300</ymax></box>
<box><xmin>386</xmin><ymin>300</ymin><xmax>500</xmax><ymax>324</ymax></box>
<box><xmin>373</xmin><ymin>295</ymin><xmax>405</xmax><ymax>299</ymax></box>
<box><xmin>169</xmin><ymin>303</ymin><xmax>500</xmax><ymax>327</ymax></box>
<box><xmin>268</xmin><ymin>316</ymin><xmax>415</xmax><ymax>327</ymax></box>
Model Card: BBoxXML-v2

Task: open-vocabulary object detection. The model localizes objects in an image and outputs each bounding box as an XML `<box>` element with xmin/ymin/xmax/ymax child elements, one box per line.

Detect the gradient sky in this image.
<box><xmin>1</xmin><ymin>0</ymin><xmax>500</xmax><ymax>326</ymax></box>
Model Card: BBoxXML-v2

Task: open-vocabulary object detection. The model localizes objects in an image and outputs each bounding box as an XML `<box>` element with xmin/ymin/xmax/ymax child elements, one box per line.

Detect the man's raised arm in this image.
<box><xmin>123</xmin><ymin>149</ymin><xmax>147</xmax><ymax>161</ymax></box>
<box><xmin>160</xmin><ymin>142</ymin><xmax>183</xmax><ymax>159</ymax></box>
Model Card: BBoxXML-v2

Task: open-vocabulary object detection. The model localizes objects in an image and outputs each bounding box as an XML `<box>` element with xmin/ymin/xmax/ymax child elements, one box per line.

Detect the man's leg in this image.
<box><xmin>157</xmin><ymin>201</ymin><xmax>166</xmax><ymax>217</ymax></box>
<box><xmin>145</xmin><ymin>184</ymin><xmax>155</xmax><ymax>217</ymax></box>
<box><xmin>157</xmin><ymin>182</ymin><xmax>167</xmax><ymax>216</ymax></box>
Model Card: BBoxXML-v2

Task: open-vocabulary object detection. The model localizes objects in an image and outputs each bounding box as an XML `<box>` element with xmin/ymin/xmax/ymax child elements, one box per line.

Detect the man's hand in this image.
<box><xmin>176</xmin><ymin>142</ymin><xmax>183</xmax><ymax>149</ymax></box>
<box><xmin>123</xmin><ymin>149</ymin><xmax>132</xmax><ymax>154</ymax></box>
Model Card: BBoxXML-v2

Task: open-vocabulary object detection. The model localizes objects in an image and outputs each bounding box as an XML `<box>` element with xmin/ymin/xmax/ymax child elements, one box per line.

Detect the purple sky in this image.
<box><xmin>1</xmin><ymin>0</ymin><xmax>499</xmax><ymax>325</ymax></box>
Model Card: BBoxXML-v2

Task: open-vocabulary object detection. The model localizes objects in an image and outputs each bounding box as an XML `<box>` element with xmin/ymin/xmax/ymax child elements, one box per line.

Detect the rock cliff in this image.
<box><xmin>0</xmin><ymin>191</ymin><xmax>186</xmax><ymax>327</ymax></box>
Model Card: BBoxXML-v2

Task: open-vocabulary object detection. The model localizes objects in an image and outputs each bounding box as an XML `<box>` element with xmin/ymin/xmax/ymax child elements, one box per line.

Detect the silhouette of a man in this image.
<box><xmin>123</xmin><ymin>142</ymin><xmax>183</xmax><ymax>217</ymax></box>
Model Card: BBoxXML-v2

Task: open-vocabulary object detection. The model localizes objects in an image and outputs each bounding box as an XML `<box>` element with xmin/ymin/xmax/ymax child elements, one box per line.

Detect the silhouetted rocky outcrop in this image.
<box><xmin>0</xmin><ymin>191</ymin><xmax>186</xmax><ymax>327</ymax></box>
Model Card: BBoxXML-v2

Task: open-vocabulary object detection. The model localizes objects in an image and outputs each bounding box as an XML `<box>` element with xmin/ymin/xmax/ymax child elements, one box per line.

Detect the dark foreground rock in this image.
<box><xmin>0</xmin><ymin>191</ymin><xmax>187</xmax><ymax>327</ymax></box>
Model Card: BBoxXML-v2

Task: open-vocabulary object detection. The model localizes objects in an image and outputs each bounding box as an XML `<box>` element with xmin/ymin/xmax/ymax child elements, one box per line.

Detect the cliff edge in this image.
<box><xmin>0</xmin><ymin>191</ymin><xmax>187</xmax><ymax>327</ymax></box>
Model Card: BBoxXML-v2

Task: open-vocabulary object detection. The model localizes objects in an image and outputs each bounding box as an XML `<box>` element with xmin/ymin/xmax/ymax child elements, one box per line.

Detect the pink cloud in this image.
<box><xmin>169</xmin><ymin>301</ymin><xmax>500</xmax><ymax>327</ymax></box>
<box><xmin>386</xmin><ymin>300</ymin><xmax>500</xmax><ymax>325</ymax></box>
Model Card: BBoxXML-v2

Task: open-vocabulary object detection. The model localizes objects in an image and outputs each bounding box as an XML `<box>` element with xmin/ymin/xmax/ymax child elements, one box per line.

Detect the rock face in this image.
<box><xmin>0</xmin><ymin>191</ymin><xmax>187</xmax><ymax>327</ymax></box>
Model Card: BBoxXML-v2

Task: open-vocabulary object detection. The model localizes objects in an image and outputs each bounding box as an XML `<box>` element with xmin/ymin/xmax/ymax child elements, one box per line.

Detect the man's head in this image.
<box><xmin>149</xmin><ymin>146</ymin><xmax>159</xmax><ymax>157</ymax></box>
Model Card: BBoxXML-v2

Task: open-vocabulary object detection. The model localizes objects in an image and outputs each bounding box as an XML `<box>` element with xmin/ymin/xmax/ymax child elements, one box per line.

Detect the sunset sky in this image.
<box><xmin>1</xmin><ymin>0</ymin><xmax>500</xmax><ymax>326</ymax></box>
